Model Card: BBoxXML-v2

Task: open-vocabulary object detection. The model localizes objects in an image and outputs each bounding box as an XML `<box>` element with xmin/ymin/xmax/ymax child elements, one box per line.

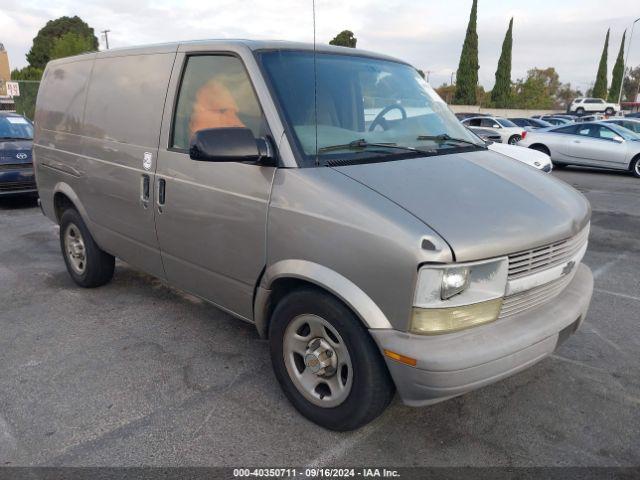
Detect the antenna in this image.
<box><xmin>313</xmin><ymin>0</ymin><xmax>319</xmax><ymax>165</ymax></box>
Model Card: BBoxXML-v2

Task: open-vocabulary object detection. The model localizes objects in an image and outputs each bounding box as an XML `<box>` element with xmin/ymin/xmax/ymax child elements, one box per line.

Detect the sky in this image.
<box><xmin>0</xmin><ymin>0</ymin><xmax>639</xmax><ymax>93</ymax></box>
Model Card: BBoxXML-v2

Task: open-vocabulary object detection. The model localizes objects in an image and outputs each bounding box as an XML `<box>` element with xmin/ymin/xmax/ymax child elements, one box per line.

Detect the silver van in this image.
<box><xmin>34</xmin><ymin>40</ymin><xmax>593</xmax><ymax>431</ymax></box>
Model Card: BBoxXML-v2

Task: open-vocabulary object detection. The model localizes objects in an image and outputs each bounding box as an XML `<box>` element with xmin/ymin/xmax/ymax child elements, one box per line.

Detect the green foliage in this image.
<box><xmin>608</xmin><ymin>31</ymin><xmax>625</xmax><ymax>102</ymax></box>
<box><xmin>26</xmin><ymin>15</ymin><xmax>98</xmax><ymax>69</ymax></box>
<box><xmin>10</xmin><ymin>67</ymin><xmax>43</xmax><ymax>120</ymax></box>
<box><xmin>453</xmin><ymin>0</ymin><xmax>479</xmax><ymax>105</ymax></box>
<box><xmin>622</xmin><ymin>65</ymin><xmax>640</xmax><ymax>102</ymax></box>
<box><xmin>592</xmin><ymin>29</ymin><xmax>609</xmax><ymax>99</ymax></box>
<box><xmin>50</xmin><ymin>32</ymin><xmax>95</xmax><ymax>60</ymax></box>
<box><xmin>329</xmin><ymin>30</ymin><xmax>357</xmax><ymax>48</ymax></box>
<box><xmin>510</xmin><ymin>67</ymin><xmax>577</xmax><ymax>109</ymax></box>
<box><xmin>490</xmin><ymin>18</ymin><xmax>513</xmax><ymax>108</ymax></box>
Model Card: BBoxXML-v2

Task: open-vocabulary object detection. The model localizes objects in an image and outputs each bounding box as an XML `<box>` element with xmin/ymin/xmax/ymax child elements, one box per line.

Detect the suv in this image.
<box><xmin>568</xmin><ymin>98</ymin><xmax>619</xmax><ymax>116</ymax></box>
<box><xmin>34</xmin><ymin>40</ymin><xmax>594</xmax><ymax>431</ymax></box>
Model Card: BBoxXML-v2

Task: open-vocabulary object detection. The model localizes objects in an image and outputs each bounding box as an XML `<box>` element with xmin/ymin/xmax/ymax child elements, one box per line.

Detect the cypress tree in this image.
<box><xmin>592</xmin><ymin>29</ymin><xmax>609</xmax><ymax>99</ymax></box>
<box><xmin>608</xmin><ymin>31</ymin><xmax>626</xmax><ymax>102</ymax></box>
<box><xmin>452</xmin><ymin>0</ymin><xmax>479</xmax><ymax>105</ymax></box>
<box><xmin>490</xmin><ymin>18</ymin><xmax>514</xmax><ymax>108</ymax></box>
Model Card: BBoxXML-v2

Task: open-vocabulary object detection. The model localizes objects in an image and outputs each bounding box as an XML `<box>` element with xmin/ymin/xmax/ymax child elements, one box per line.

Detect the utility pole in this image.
<box><xmin>618</xmin><ymin>17</ymin><xmax>640</xmax><ymax>105</ymax></box>
<box><xmin>101</xmin><ymin>29</ymin><xmax>111</xmax><ymax>50</ymax></box>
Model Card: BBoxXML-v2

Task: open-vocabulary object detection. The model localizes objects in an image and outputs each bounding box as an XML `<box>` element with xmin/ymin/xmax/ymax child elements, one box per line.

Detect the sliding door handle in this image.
<box><xmin>157</xmin><ymin>178</ymin><xmax>166</xmax><ymax>213</ymax></box>
<box><xmin>140</xmin><ymin>174</ymin><xmax>150</xmax><ymax>208</ymax></box>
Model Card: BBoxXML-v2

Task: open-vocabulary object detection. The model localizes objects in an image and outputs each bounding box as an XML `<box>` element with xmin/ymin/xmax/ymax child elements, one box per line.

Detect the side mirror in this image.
<box><xmin>612</xmin><ymin>135</ymin><xmax>625</xmax><ymax>144</ymax></box>
<box><xmin>189</xmin><ymin>127</ymin><xmax>275</xmax><ymax>165</ymax></box>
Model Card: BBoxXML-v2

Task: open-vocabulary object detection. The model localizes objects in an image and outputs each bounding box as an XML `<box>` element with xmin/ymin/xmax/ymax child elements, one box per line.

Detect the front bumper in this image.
<box><xmin>0</xmin><ymin>167</ymin><xmax>37</xmax><ymax>195</ymax></box>
<box><xmin>370</xmin><ymin>263</ymin><xmax>593</xmax><ymax>407</ymax></box>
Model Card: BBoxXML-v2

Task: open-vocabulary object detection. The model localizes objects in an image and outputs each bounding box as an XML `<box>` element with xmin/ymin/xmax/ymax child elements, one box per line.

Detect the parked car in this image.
<box><xmin>0</xmin><ymin>112</ymin><xmax>36</xmax><ymax>196</ymax></box>
<box><xmin>467</xmin><ymin>127</ymin><xmax>502</xmax><ymax>143</ymax></box>
<box><xmin>575</xmin><ymin>113</ymin><xmax>605</xmax><ymax>123</ymax></box>
<box><xmin>539</xmin><ymin>116</ymin><xmax>573</xmax><ymax>125</ymax></box>
<box><xmin>487</xmin><ymin>142</ymin><xmax>552</xmax><ymax>172</ymax></box>
<box><xmin>461</xmin><ymin>116</ymin><xmax>527</xmax><ymax>144</ymax></box>
<box><xmin>568</xmin><ymin>98</ymin><xmax>619</xmax><ymax>116</ymax></box>
<box><xmin>518</xmin><ymin>121</ymin><xmax>640</xmax><ymax>176</ymax></box>
<box><xmin>454</xmin><ymin>112</ymin><xmax>489</xmax><ymax>120</ymax></box>
<box><xmin>625</xmin><ymin>112</ymin><xmax>640</xmax><ymax>118</ymax></box>
<box><xmin>509</xmin><ymin>117</ymin><xmax>553</xmax><ymax>130</ymax></box>
<box><xmin>602</xmin><ymin>118</ymin><xmax>640</xmax><ymax>134</ymax></box>
<box><xmin>34</xmin><ymin>40</ymin><xmax>594</xmax><ymax>431</ymax></box>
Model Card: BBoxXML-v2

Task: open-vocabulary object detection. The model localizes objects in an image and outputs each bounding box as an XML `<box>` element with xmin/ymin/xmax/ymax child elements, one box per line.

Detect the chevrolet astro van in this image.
<box><xmin>34</xmin><ymin>40</ymin><xmax>593</xmax><ymax>431</ymax></box>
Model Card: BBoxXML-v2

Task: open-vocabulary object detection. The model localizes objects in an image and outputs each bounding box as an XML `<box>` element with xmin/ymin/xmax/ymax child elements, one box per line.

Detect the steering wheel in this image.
<box><xmin>368</xmin><ymin>104</ymin><xmax>407</xmax><ymax>131</ymax></box>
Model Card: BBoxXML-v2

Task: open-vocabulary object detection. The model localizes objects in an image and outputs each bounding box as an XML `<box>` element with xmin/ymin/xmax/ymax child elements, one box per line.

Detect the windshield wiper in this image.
<box><xmin>318</xmin><ymin>138</ymin><xmax>435</xmax><ymax>155</ymax></box>
<box><xmin>417</xmin><ymin>133</ymin><xmax>484</xmax><ymax>148</ymax></box>
<box><xmin>0</xmin><ymin>137</ymin><xmax>32</xmax><ymax>141</ymax></box>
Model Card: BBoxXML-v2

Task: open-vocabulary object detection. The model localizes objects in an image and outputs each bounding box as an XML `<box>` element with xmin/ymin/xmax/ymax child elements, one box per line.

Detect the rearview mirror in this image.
<box><xmin>189</xmin><ymin>127</ymin><xmax>275</xmax><ymax>165</ymax></box>
<box><xmin>612</xmin><ymin>135</ymin><xmax>625</xmax><ymax>144</ymax></box>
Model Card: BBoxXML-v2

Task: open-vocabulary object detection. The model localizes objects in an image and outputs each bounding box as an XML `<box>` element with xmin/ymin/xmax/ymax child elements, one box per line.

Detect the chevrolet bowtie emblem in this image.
<box><xmin>562</xmin><ymin>261</ymin><xmax>576</xmax><ymax>276</ymax></box>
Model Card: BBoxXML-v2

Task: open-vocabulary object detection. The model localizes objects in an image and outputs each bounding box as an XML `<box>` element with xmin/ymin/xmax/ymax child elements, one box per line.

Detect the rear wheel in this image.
<box><xmin>508</xmin><ymin>135</ymin><xmax>522</xmax><ymax>145</ymax></box>
<box><xmin>60</xmin><ymin>208</ymin><xmax>115</xmax><ymax>287</ymax></box>
<box><xmin>631</xmin><ymin>157</ymin><xmax>640</xmax><ymax>178</ymax></box>
<box><xmin>269</xmin><ymin>288</ymin><xmax>395</xmax><ymax>431</ymax></box>
<box><xmin>605</xmin><ymin>107</ymin><xmax>614</xmax><ymax>116</ymax></box>
<box><xmin>576</xmin><ymin>107</ymin><xmax>585</xmax><ymax>116</ymax></box>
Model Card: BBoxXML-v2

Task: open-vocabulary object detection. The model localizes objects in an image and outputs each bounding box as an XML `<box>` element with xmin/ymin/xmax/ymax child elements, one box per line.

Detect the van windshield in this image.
<box><xmin>258</xmin><ymin>50</ymin><xmax>484</xmax><ymax>166</ymax></box>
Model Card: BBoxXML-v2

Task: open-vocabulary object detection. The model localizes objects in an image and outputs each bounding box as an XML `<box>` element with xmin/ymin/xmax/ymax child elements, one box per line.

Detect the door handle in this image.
<box><xmin>157</xmin><ymin>178</ymin><xmax>166</xmax><ymax>213</ymax></box>
<box><xmin>140</xmin><ymin>174</ymin><xmax>150</xmax><ymax>208</ymax></box>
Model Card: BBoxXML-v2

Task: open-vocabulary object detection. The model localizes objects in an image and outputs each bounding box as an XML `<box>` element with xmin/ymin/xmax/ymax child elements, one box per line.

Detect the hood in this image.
<box><xmin>0</xmin><ymin>139</ymin><xmax>33</xmax><ymax>165</ymax></box>
<box><xmin>333</xmin><ymin>149</ymin><xmax>590</xmax><ymax>261</ymax></box>
<box><xmin>487</xmin><ymin>142</ymin><xmax>551</xmax><ymax>170</ymax></box>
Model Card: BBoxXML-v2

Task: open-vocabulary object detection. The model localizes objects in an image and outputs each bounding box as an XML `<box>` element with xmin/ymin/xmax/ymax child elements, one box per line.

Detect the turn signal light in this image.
<box><xmin>384</xmin><ymin>350</ymin><xmax>417</xmax><ymax>367</ymax></box>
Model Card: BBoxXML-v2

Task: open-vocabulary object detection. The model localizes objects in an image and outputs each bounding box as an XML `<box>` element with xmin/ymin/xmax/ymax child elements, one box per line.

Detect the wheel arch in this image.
<box><xmin>253</xmin><ymin>260</ymin><xmax>393</xmax><ymax>339</ymax></box>
<box><xmin>529</xmin><ymin>143</ymin><xmax>551</xmax><ymax>156</ymax></box>
<box><xmin>629</xmin><ymin>152</ymin><xmax>640</xmax><ymax>173</ymax></box>
<box><xmin>52</xmin><ymin>182</ymin><xmax>90</xmax><ymax>225</ymax></box>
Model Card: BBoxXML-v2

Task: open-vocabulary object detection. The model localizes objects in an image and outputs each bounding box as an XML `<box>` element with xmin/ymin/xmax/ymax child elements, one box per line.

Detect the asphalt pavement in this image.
<box><xmin>0</xmin><ymin>166</ymin><xmax>638</xmax><ymax>467</ymax></box>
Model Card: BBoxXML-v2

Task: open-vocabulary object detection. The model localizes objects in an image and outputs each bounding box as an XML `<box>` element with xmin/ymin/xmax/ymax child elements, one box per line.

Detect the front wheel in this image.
<box><xmin>631</xmin><ymin>157</ymin><xmax>640</xmax><ymax>178</ymax></box>
<box><xmin>59</xmin><ymin>208</ymin><xmax>115</xmax><ymax>287</ymax></box>
<box><xmin>269</xmin><ymin>288</ymin><xmax>395</xmax><ymax>431</ymax></box>
<box><xmin>508</xmin><ymin>135</ymin><xmax>522</xmax><ymax>145</ymax></box>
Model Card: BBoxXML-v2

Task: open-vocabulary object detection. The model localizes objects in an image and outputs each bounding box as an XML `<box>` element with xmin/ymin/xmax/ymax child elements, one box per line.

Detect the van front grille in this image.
<box><xmin>499</xmin><ymin>272</ymin><xmax>575</xmax><ymax>318</ymax></box>
<box><xmin>507</xmin><ymin>224</ymin><xmax>589</xmax><ymax>280</ymax></box>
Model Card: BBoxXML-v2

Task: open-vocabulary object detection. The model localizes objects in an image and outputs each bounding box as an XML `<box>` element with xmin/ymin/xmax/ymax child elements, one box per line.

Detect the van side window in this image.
<box><xmin>171</xmin><ymin>55</ymin><xmax>267</xmax><ymax>150</ymax></box>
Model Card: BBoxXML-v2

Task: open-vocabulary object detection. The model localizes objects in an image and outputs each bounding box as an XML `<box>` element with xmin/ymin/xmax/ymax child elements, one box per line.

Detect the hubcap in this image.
<box><xmin>635</xmin><ymin>161</ymin><xmax>640</xmax><ymax>176</ymax></box>
<box><xmin>283</xmin><ymin>314</ymin><xmax>353</xmax><ymax>408</ymax></box>
<box><xmin>64</xmin><ymin>223</ymin><xmax>86</xmax><ymax>275</ymax></box>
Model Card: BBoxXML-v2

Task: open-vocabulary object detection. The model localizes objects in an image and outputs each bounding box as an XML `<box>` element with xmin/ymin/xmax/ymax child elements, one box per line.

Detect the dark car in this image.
<box><xmin>540</xmin><ymin>116</ymin><xmax>572</xmax><ymax>126</ymax></box>
<box><xmin>625</xmin><ymin>112</ymin><xmax>640</xmax><ymax>119</ymax></box>
<box><xmin>0</xmin><ymin>113</ymin><xmax>36</xmax><ymax>196</ymax></box>
<box><xmin>454</xmin><ymin>112</ymin><xmax>490</xmax><ymax>120</ymax></box>
<box><xmin>509</xmin><ymin>118</ymin><xmax>553</xmax><ymax>130</ymax></box>
<box><xmin>467</xmin><ymin>127</ymin><xmax>502</xmax><ymax>143</ymax></box>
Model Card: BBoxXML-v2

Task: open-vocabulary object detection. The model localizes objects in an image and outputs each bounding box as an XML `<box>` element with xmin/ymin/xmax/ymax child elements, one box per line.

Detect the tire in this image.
<box><xmin>508</xmin><ymin>135</ymin><xmax>522</xmax><ymax>145</ymax></box>
<box><xmin>605</xmin><ymin>107</ymin><xmax>614</xmax><ymax>116</ymax></box>
<box><xmin>631</xmin><ymin>157</ymin><xmax>640</xmax><ymax>178</ymax></box>
<box><xmin>576</xmin><ymin>107</ymin><xmax>585</xmax><ymax>116</ymax></box>
<box><xmin>59</xmin><ymin>208</ymin><xmax>115</xmax><ymax>287</ymax></box>
<box><xmin>269</xmin><ymin>288</ymin><xmax>395</xmax><ymax>431</ymax></box>
<box><xmin>552</xmin><ymin>161</ymin><xmax>567</xmax><ymax>169</ymax></box>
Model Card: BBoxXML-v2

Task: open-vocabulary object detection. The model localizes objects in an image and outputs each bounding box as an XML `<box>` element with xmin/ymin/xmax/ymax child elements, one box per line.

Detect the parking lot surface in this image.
<box><xmin>0</xmin><ymin>167</ymin><xmax>639</xmax><ymax>467</ymax></box>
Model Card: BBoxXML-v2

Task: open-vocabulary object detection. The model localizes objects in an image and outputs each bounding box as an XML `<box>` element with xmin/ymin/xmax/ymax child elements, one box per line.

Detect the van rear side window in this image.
<box><xmin>171</xmin><ymin>55</ymin><xmax>267</xmax><ymax>150</ymax></box>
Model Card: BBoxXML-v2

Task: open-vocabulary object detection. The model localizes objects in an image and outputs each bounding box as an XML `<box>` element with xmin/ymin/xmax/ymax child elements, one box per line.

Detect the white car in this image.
<box><xmin>568</xmin><ymin>98</ymin><xmax>619</xmax><ymax>116</ymax></box>
<box><xmin>461</xmin><ymin>116</ymin><xmax>527</xmax><ymax>145</ymax></box>
<box><xmin>487</xmin><ymin>141</ymin><xmax>552</xmax><ymax>172</ymax></box>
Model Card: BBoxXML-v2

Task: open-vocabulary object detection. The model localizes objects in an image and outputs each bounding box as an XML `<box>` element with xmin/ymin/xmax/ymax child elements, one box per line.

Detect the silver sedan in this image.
<box><xmin>518</xmin><ymin>121</ymin><xmax>640</xmax><ymax>177</ymax></box>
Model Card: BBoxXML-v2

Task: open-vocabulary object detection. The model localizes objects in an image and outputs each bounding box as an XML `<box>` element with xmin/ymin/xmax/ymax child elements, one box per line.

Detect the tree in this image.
<box><xmin>50</xmin><ymin>32</ymin><xmax>95</xmax><ymax>60</ymax></box>
<box><xmin>490</xmin><ymin>18</ymin><xmax>514</xmax><ymax>107</ymax></box>
<box><xmin>329</xmin><ymin>30</ymin><xmax>357</xmax><ymax>48</ymax></box>
<box><xmin>452</xmin><ymin>0</ymin><xmax>479</xmax><ymax>105</ymax></box>
<box><xmin>556</xmin><ymin>83</ymin><xmax>583</xmax><ymax>110</ymax></box>
<box><xmin>622</xmin><ymin>65</ymin><xmax>640</xmax><ymax>102</ymax></box>
<box><xmin>26</xmin><ymin>16</ymin><xmax>98</xmax><ymax>69</ymax></box>
<box><xmin>608</xmin><ymin>31</ymin><xmax>626</xmax><ymax>102</ymax></box>
<box><xmin>592</xmin><ymin>29</ymin><xmax>609</xmax><ymax>99</ymax></box>
<box><xmin>511</xmin><ymin>67</ymin><xmax>563</xmax><ymax>109</ymax></box>
<box><xmin>10</xmin><ymin>66</ymin><xmax>43</xmax><ymax>120</ymax></box>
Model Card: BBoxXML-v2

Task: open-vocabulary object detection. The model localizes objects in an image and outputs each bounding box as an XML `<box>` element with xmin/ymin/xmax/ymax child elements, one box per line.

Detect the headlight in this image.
<box><xmin>411</xmin><ymin>257</ymin><xmax>508</xmax><ymax>335</ymax></box>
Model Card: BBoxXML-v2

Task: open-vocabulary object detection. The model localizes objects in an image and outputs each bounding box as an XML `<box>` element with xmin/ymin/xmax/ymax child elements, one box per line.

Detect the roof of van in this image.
<box><xmin>45</xmin><ymin>39</ymin><xmax>409</xmax><ymax>67</ymax></box>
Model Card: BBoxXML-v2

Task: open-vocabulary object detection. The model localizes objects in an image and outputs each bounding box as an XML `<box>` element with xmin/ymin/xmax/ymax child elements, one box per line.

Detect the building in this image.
<box><xmin>0</xmin><ymin>43</ymin><xmax>16</xmax><ymax>111</ymax></box>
